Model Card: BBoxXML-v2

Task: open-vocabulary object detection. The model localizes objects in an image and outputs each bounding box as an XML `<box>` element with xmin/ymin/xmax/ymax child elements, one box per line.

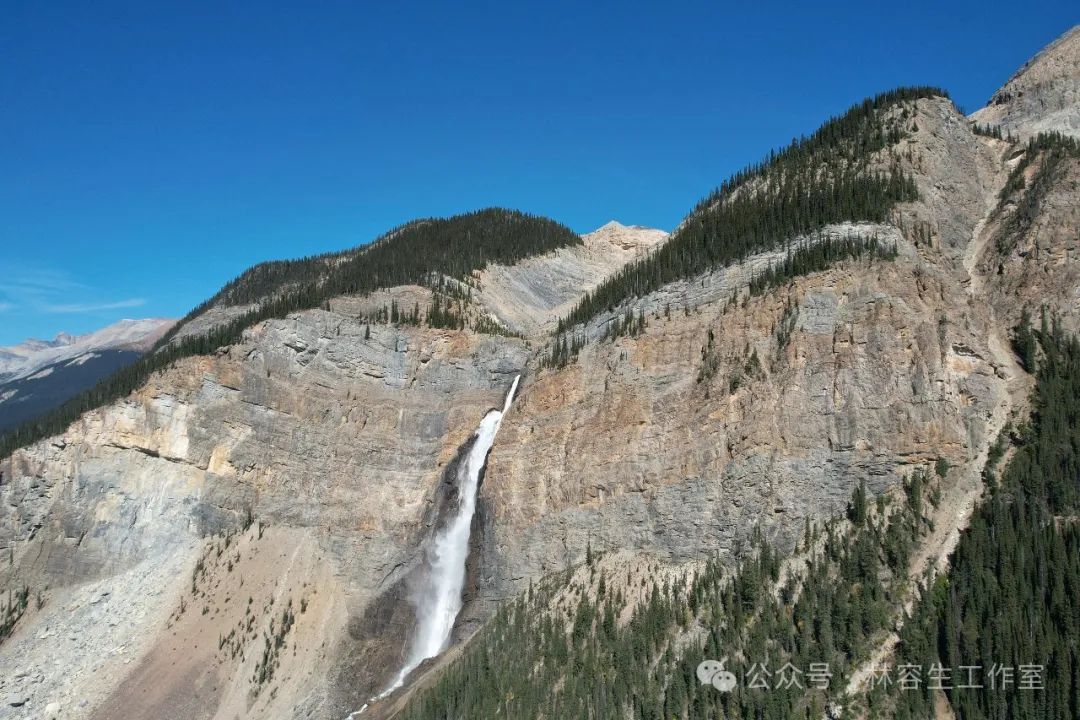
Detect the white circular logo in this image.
<box><xmin>697</xmin><ymin>657</ymin><xmax>737</xmax><ymax>692</ymax></box>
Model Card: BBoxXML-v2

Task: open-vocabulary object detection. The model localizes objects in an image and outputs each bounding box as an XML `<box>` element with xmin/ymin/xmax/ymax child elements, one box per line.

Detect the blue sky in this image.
<box><xmin>1</xmin><ymin>2</ymin><xmax>1076</xmax><ymax>345</ymax></box>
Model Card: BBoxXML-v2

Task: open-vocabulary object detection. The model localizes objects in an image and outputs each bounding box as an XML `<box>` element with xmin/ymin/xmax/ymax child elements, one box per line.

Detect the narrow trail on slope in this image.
<box><xmin>846</xmin><ymin>141</ymin><xmax>1031</xmax><ymax>697</ymax></box>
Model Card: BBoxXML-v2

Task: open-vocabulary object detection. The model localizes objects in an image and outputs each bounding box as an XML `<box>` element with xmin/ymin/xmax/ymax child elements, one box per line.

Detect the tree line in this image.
<box><xmin>401</xmin><ymin>313</ymin><xmax>1080</xmax><ymax>719</ymax></box>
<box><xmin>0</xmin><ymin>209</ymin><xmax>578</xmax><ymax>458</ymax></box>
<box><xmin>555</xmin><ymin>87</ymin><xmax>944</xmax><ymax>333</ymax></box>
<box><xmin>399</xmin><ymin>466</ymin><xmax>938</xmax><ymax>719</ymax></box>
<box><xmin>994</xmin><ymin>132</ymin><xmax>1080</xmax><ymax>255</ymax></box>
<box><xmin>890</xmin><ymin>315</ymin><xmax>1080</xmax><ymax>720</ymax></box>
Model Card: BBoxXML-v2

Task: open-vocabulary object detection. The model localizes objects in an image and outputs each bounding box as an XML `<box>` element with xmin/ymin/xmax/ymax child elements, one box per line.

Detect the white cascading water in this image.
<box><xmin>374</xmin><ymin>374</ymin><xmax>521</xmax><ymax>701</ymax></box>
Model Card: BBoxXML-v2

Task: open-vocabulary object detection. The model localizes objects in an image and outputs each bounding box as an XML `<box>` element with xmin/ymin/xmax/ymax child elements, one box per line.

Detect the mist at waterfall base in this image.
<box><xmin>376</xmin><ymin>375</ymin><xmax>520</xmax><ymax>702</ymax></box>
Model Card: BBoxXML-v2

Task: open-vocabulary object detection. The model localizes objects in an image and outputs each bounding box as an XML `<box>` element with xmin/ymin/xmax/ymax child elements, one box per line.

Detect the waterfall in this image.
<box><xmin>377</xmin><ymin>374</ymin><xmax>520</xmax><ymax>699</ymax></box>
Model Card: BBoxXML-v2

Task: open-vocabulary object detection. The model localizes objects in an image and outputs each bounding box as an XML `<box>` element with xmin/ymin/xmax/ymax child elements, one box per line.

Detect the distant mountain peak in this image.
<box><xmin>584</xmin><ymin>220</ymin><xmax>668</xmax><ymax>253</ymax></box>
<box><xmin>591</xmin><ymin>220</ymin><xmax>666</xmax><ymax>234</ymax></box>
<box><xmin>0</xmin><ymin>317</ymin><xmax>174</xmax><ymax>383</ymax></box>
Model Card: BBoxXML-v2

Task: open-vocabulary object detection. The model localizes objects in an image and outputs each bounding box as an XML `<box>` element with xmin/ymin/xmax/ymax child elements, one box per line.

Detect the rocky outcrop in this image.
<box><xmin>464</xmin><ymin>95</ymin><xmax>1030</xmax><ymax>626</ymax></box>
<box><xmin>0</xmin><ymin>312</ymin><xmax>527</xmax><ymax>718</ymax></box>
<box><xmin>169</xmin><ymin>303</ymin><xmax>258</xmax><ymax>344</ymax></box>
<box><xmin>976</xmin><ymin>146</ymin><xmax>1080</xmax><ymax>332</ymax></box>
<box><xmin>970</xmin><ymin>25</ymin><xmax>1080</xmax><ymax>139</ymax></box>
<box><xmin>888</xmin><ymin>97</ymin><xmax>1003</xmax><ymax>260</ymax></box>
<box><xmin>473</xmin><ymin>221</ymin><xmax>667</xmax><ymax>337</ymax></box>
<box><xmin>476</xmin><ymin>234</ymin><xmax>1005</xmax><ymax>618</ymax></box>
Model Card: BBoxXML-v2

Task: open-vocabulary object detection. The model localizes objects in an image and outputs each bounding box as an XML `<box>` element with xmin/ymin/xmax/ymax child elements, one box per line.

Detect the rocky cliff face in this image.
<box><xmin>966</xmin><ymin>26</ymin><xmax>1080</xmax><ymax>333</ymax></box>
<box><xmin>1</xmin><ymin>27</ymin><xmax>1078</xmax><ymax>720</ymax></box>
<box><xmin>480</xmin><ymin>243</ymin><xmax>1001</xmax><ymax>604</ymax></box>
<box><xmin>474</xmin><ymin>96</ymin><xmax>1015</xmax><ymax>620</ymax></box>
<box><xmin>970</xmin><ymin>25</ymin><xmax>1080</xmax><ymax>140</ymax></box>
<box><xmin>473</xmin><ymin>221</ymin><xmax>667</xmax><ymax>336</ymax></box>
<box><xmin>0</xmin><ymin>313</ymin><xmax>527</xmax><ymax>718</ymax></box>
<box><xmin>974</xmin><ymin>143</ymin><xmax>1080</xmax><ymax>333</ymax></box>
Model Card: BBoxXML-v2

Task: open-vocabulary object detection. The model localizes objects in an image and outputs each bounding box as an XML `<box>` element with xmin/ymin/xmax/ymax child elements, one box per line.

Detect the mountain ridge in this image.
<box><xmin>0</xmin><ymin>318</ymin><xmax>174</xmax><ymax>383</ymax></box>
<box><xmin>0</xmin><ymin>25</ymin><xmax>1078</xmax><ymax>720</ymax></box>
<box><xmin>0</xmin><ymin>317</ymin><xmax>176</xmax><ymax>435</ymax></box>
<box><xmin>970</xmin><ymin>24</ymin><xmax>1080</xmax><ymax>139</ymax></box>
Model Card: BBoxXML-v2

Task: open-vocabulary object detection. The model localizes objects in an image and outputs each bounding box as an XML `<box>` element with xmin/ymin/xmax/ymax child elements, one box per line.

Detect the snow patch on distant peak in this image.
<box><xmin>66</xmin><ymin>352</ymin><xmax>100</xmax><ymax>367</ymax></box>
<box><xmin>0</xmin><ymin>317</ymin><xmax>174</xmax><ymax>382</ymax></box>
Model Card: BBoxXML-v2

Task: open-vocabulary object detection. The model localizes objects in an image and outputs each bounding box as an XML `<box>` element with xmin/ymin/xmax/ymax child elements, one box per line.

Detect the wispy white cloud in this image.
<box><xmin>0</xmin><ymin>266</ymin><xmax>88</xmax><ymax>299</ymax></box>
<box><xmin>43</xmin><ymin>298</ymin><xmax>147</xmax><ymax>314</ymax></box>
<box><xmin>0</xmin><ymin>264</ymin><xmax>153</xmax><ymax>338</ymax></box>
